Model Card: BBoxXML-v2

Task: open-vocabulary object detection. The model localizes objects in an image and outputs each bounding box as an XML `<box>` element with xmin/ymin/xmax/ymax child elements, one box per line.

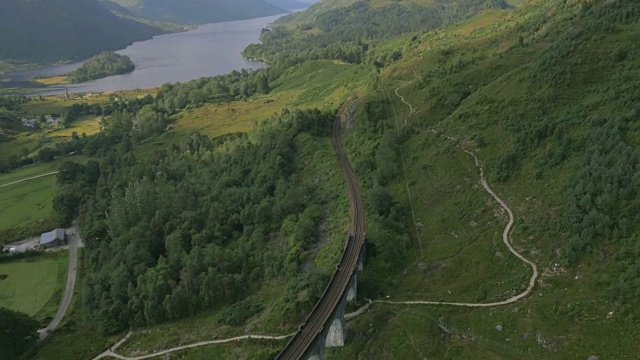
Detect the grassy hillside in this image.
<box><xmin>109</xmin><ymin>0</ymin><xmax>283</xmax><ymax>24</ymax></box>
<box><xmin>322</xmin><ymin>0</ymin><xmax>640</xmax><ymax>358</ymax></box>
<box><xmin>0</xmin><ymin>0</ymin><xmax>162</xmax><ymax>64</ymax></box>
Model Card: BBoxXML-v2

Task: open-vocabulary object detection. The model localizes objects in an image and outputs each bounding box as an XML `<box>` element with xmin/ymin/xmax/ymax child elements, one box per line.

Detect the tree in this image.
<box><xmin>369</xmin><ymin>186</ymin><xmax>394</xmax><ymax>216</ymax></box>
<box><xmin>52</xmin><ymin>192</ymin><xmax>80</xmax><ymax>225</ymax></box>
<box><xmin>0</xmin><ymin>307</ymin><xmax>40</xmax><ymax>359</ymax></box>
<box><xmin>256</xmin><ymin>74</ymin><xmax>270</xmax><ymax>94</ymax></box>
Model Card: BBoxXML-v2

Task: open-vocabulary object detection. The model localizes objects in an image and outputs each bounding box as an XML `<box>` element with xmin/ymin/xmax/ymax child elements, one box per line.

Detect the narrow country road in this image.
<box><xmin>38</xmin><ymin>224</ymin><xmax>81</xmax><ymax>341</ymax></box>
<box><xmin>0</xmin><ymin>171</ymin><xmax>59</xmax><ymax>188</ymax></box>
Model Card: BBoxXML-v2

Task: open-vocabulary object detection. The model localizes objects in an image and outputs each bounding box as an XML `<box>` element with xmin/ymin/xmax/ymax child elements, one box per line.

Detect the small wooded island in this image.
<box><xmin>67</xmin><ymin>52</ymin><xmax>135</xmax><ymax>83</ymax></box>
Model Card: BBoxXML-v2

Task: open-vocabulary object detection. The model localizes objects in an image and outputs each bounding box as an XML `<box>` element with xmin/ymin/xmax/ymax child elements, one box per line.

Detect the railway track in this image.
<box><xmin>276</xmin><ymin>101</ymin><xmax>367</xmax><ymax>359</ymax></box>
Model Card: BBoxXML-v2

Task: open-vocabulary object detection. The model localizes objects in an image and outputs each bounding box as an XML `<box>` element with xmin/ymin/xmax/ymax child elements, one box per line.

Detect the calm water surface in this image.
<box><xmin>3</xmin><ymin>15</ymin><xmax>283</xmax><ymax>96</ymax></box>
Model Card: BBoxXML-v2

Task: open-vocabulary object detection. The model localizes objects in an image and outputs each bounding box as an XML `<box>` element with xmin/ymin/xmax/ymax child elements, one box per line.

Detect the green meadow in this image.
<box><xmin>0</xmin><ymin>253</ymin><xmax>67</xmax><ymax>317</ymax></box>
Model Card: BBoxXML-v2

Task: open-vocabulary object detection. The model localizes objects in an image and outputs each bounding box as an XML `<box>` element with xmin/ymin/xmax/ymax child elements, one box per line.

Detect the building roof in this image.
<box><xmin>40</xmin><ymin>229</ymin><xmax>65</xmax><ymax>245</ymax></box>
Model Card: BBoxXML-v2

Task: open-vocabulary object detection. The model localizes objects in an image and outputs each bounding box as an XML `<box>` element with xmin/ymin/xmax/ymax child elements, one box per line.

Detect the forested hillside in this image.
<box><xmin>0</xmin><ymin>0</ymin><xmax>162</xmax><ymax>63</ymax></box>
<box><xmin>244</xmin><ymin>0</ymin><xmax>509</xmax><ymax>64</ymax></box>
<box><xmin>109</xmin><ymin>0</ymin><xmax>283</xmax><ymax>24</ymax></box>
<box><xmin>36</xmin><ymin>66</ymin><xmax>343</xmax><ymax>333</ymax></box>
<box><xmin>60</xmin><ymin>110</ymin><xmax>332</xmax><ymax>330</ymax></box>
<box><xmin>12</xmin><ymin>0</ymin><xmax>640</xmax><ymax>357</ymax></box>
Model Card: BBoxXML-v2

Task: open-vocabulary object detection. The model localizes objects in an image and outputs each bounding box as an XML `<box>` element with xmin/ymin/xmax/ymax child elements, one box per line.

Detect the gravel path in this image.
<box><xmin>92</xmin><ymin>332</ymin><xmax>294</xmax><ymax>360</ymax></box>
<box><xmin>0</xmin><ymin>171</ymin><xmax>59</xmax><ymax>188</ymax></box>
<box><xmin>345</xmin><ymin>80</ymin><xmax>539</xmax><ymax>313</ymax></box>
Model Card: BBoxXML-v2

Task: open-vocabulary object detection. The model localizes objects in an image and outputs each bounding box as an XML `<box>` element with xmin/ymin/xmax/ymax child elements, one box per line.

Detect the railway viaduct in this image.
<box><xmin>276</xmin><ymin>102</ymin><xmax>367</xmax><ymax>360</ymax></box>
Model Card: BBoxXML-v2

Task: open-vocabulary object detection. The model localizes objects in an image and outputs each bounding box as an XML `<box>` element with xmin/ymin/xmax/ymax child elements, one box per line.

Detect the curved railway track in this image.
<box><xmin>276</xmin><ymin>102</ymin><xmax>367</xmax><ymax>359</ymax></box>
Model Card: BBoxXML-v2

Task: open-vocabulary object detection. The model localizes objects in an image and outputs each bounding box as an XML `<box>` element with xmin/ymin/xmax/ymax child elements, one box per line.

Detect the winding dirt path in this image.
<box><xmin>394</xmin><ymin>81</ymin><xmax>416</xmax><ymax>125</ymax></box>
<box><xmin>368</xmin><ymin>81</ymin><xmax>539</xmax><ymax>309</ymax></box>
<box><xmin>92</xmin><ymin>332</ymin><xmax>294</xmax><ymax>360</ymax></box>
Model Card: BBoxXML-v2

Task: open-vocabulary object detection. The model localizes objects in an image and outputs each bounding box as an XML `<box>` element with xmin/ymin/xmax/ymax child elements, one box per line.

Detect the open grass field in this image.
<box><xmin>0</xmin><ymin>253</ymin><xmax>67</xmax><ymax>316</ymax></box>
<box><xmin>271</xmin><ymin>61</ymin><xmax>369</xmax><ymax>108</ymax></box>
<box><xmin>33</xmin><ymin>252</ymin><xmax>70</xmax><ymax>323</ymax></box>
<box><xmin>49</xmin><ymin>115</ymin><xmax>101</xmax><ymax>137</ymax></box>
<box><xmin>0</xmin><ymin>174</ymin><xmax>57</xmax><ymax>233</ymax></box>
<box><xmin>0</xmin><ymin>159</ymin><xmax>87</xmax><ymax>245</ymax></box>
<box><xmin>174</xmin><ymin>96</ymin><xmax>289</xmax><ymax>139</ymax></box>
<box><xmin>0</xmin><ymin>131</ymin><xmax>41</xmax><ymax>158</ymax></box>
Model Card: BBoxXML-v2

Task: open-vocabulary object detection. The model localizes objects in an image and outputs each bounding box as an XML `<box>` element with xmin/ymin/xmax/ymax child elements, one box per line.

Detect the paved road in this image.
<box><xmin>0</xmin><ymin>171</ymin><xmax>59</xmax><ymax>189</ymax></box>
<box><xmin>38</xmin><ymin>224</ymin><xmax>81</xmax><ymax>341</ymax></box>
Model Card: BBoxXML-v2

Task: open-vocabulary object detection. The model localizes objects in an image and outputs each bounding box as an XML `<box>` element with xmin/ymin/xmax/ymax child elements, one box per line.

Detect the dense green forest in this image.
<box><xmin>54</xmin><ymin>108</ymin><xmax>333</xmax><ymax>331</ymax></box>
<box><xmin>243</xmin><ymin>0</ymin><xmax>508</xmax><ymax>65</ymax></box>
<box><xmin>0</xmin><ymin>0</ymin><xmax>161</xmax><ymax>63</ymax></box>
<box><xmin>68</xmin><ymin>52</ymin><xmax>135</xmax><ymax>83</ymax></box>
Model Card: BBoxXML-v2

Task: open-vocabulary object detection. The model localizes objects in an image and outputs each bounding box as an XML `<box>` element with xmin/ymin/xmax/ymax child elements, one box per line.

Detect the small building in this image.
<box><xmin>39</xmin><ymin>229</ymin><xmax>66</xmax><ymax>249</ymax></box>
<box><xmin>21</xmin><ymin>118</ymin><xmax>38</xmax><ymax>128</ymax></box>
<box><xmin>2</xmin><ymin>245</ymin><xmax>16</xmax><ymax>253</ymax></box>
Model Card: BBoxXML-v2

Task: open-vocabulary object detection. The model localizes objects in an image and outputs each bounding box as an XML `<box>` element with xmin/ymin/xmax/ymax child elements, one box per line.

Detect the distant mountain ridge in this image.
<box><xmin>0</xmin><ymin>0</ymin><xmax>162</xmax><ymax>63</ymax></box>
<box><xmin>99</xmin><ymin>0</ymin><xmax>136</xmax><ymax>16</ymax></box>
<box><xmin>266</xmin><ymin>0</ymin><xmax>309</xmax><ymax>10</ymax></box>
<box><xmin>109</xmin><ymin>0</ymin><xmax>285</xmax><ymax>24</ymax></box>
